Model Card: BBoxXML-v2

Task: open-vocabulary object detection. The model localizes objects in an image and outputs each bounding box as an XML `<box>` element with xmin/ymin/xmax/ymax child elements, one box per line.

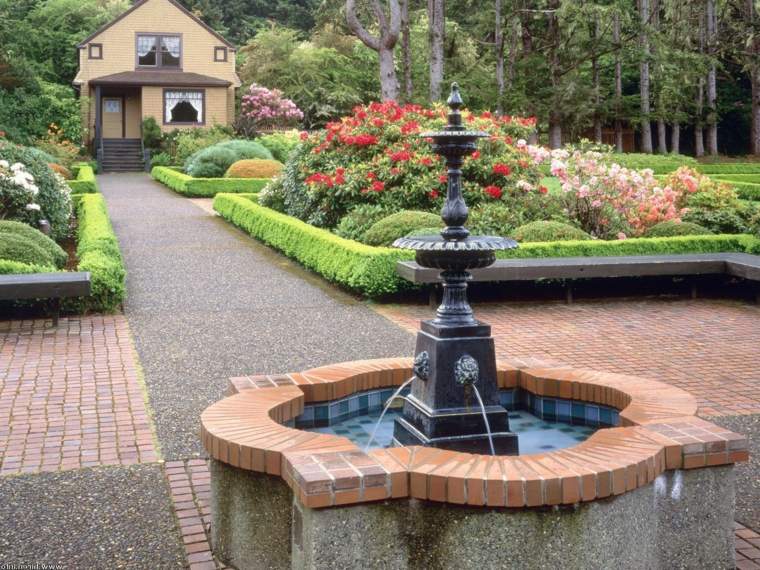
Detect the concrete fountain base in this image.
<box><xmin>201</xmin><ymin>358</ymin><xmax>748</xmax><ymax>570</ymax></box>
<box><xmin>210</xmin><ymin>460</ymin><xmax>735</xmax><ymax>570</ymax></box>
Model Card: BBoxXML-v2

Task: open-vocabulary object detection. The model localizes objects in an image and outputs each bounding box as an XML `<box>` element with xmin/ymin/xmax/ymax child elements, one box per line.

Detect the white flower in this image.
<box><xmin>516</xmin><ymin>180</ymin><xmax>533</xmax><ymax>191</ymax></box>
<box><xmin>0</xmin><ymin>160</ymin><xmax>8</xmax><ymax>169</ymax></box>
<box><xmin>10</xmin><ymin>162</ymin><xmax>25</xmax><ymax>172</ymax></box>
<box><xmin>25</xmin><ymin>203</ymin><xmax>41</xmax><ymax>211</ymax></box>
<box><xmin>516</xmin><ymin>139</ymin><xmax>527</xmax><ymax>148</ymax></box>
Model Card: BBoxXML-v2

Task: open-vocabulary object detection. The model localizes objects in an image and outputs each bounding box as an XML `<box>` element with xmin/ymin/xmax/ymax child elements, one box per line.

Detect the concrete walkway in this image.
<box><xmin>99</xmin><ymin>173</ymin><xmax>414</xmax><ymax>459</ymax></box>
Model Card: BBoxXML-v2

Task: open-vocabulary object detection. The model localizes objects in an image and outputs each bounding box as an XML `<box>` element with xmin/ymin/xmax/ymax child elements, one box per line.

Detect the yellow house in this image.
<box><xmin>73</xmin><ymin>0</ymin><xmax>241</xmax><ymax>171</ymax></box>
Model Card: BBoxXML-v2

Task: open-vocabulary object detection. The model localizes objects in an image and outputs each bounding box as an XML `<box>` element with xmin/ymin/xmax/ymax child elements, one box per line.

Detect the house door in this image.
<box><xmin>102</xmin><ymin>97</ymin><xmax>125</xmax><ymax>138</ymax></box>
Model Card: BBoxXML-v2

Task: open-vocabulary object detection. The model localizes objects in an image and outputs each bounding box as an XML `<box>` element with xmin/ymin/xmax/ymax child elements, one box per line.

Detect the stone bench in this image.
<box><xmin>397</xmin><ymin>252</ymin><xmax>760</xmax><ymax>303</ymax></box>
<box><xmin>0</xmin><ymin>272</ymin><xmax>91</xmax><ymax>325</ymax></box>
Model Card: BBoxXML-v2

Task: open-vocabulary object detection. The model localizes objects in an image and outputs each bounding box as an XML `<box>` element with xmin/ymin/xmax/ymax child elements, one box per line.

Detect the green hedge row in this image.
<box><xmin>0</xmin><ymin>194</ymin><xmax>125</xmax><ymax>312</ymax></box>
<box><xmin>214</xmin><ymin>193</ymin><xmax>760</xmax><ymax>297</ymax></box>
<box><xmin>65</xmin><ymin>193</ymin><xmax>125</xmax><ymax>312</ymax></box>
<box><xmin>67</xmin><ymin>164</ymin><xmax>98</xmax><ymax>194</ymax></box>
<box><xmin>151</xmin><ymin>166</ymin><xmax>269</xmax><ymax>197</ymax></box>
<box><xmin>696</xmin><ymin>163</ymin><xmax>760</xmax><ymax>175</ymax></box>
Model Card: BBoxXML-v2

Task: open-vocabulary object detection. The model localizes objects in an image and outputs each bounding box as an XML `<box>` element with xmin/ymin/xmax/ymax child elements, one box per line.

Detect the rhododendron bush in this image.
<box><xmin>237</xmin><ymin>84</ymin><xmax>304</xmax><ymax>136</ymax></box>
<box><xmin>551</xmin><ymin>152</ymin><xmax>739</xmax><ymax>239</ymax></box>
<box><xmin>260</xmin><ymin>101</ymin><xmax>547</xmax><ymax>228</ymax></box>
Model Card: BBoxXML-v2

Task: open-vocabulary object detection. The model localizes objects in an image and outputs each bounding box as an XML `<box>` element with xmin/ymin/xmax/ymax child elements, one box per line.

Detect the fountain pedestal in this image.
<box><xmin>393</xmin><ymin>320</ymin><xmax>518</xmax><ymax>454</ymax></box>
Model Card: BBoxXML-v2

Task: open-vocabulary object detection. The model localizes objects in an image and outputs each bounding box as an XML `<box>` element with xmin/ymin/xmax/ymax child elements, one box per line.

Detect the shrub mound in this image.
<box><xmin>363</xmin><ymin>210</ymin><xmax>443</xmax><ymax>246</ymax></box>
<box><xmin>333</xmin><ymin>204</ymin><xmax>392</xmax><ymax>242</ymax></box>
<box><xmin>258</xmin><ymin>131</ymin><xmax>301</xmax><ymax>163</ymax></box>
<box><xmin>185</xmin><ymin>140</ymin><xmax>273</xmax><ymax>178</ymax></box>
<box><xmin>0</xmin><ymin>220</ymin><xmax>67</xmax><ymax>267</ymax></box>
<box><xmin>405</xmin><ymin>226</ymin><xmax>442</xmax><ymax>238</ymax></box>
<box><xmin>643</xmin><ymin>220</ymin><xmax>713</xmax><ymax>238</ymax></box>
<box><xmin>225</xmin><ymin>159</ymin><xmax>283</xmax><ymax>179</ymax></box>
<box><xmin>513</xmin><ymin>221</ymin><xmax>591</xmax><ymax>242</ymax></box>
<box><xmin>0</xmin><ymin>233</ymin><xmax>56</xmax><ymax>267</ymax></box>
<box><xmin>151</xmin><ymin>166</ymin><xmax>269</xmax><ymax>197</ymax></box>
<box><xmin>468</xmin><ymin>203</ymin><xmax>521</xmax><ymax>237</ymax></box>
<box><xmin>0</xmin><ymin>142</ymin><xmax>72</xmax><ymax>239</ymax></box>
<box><xmin>48</xmin><ymin>162</ymin><xmax>72</xmax><ymax>179</ymax></box>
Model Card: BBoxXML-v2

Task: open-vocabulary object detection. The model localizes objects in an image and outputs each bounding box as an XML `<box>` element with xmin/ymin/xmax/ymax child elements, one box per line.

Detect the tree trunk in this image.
<box><xmin>613</xmin><ymin>12</ymin><xmax>624</xmax><ymax>152</ymax></box>
<box><xmin>378</xmin><ymin>47</ymin><xmax>400</xmax><ymax>101</ymax></box>
<box><xmin>748</xmin><ymin>0</ymin><xmax>760</xmax><ymax>155</ymax></box>
<box><xmin>695</xmin><ymin>78</ymin><xmax>705</xmax><ymax>157</ymax></box>
<box><xmin>671</xmin><ymin>122</ymin><xmax>680</xmax><ymax>154</ymax></box>
<box><xmin>592</xmin><ymin>15</ymin><xmax>602</xmax><ymax>143</ymax></box>
<box><xmin>345</xmin><ymin>0</ymin><xmax>402</xmax><ymax>102</ymax></box>
<box><xmin>705</xmin><ymin>0</ymin><xmax>718</xmax><ymax>155</ymax></box>
<box><xmin>428</xmin><ymin>0</ymin><xmax>445</xmax><ymax>102</ymax></box>
<box><xmin>401</xmin><ymin>0</ymin><xmax>413</xmax><ymax>102</ymax></box>
<box><xmin>657</xmin><ymin>117</ymin><xmax>668</xmax><ymax>154</ymax></box>
<box><xmin>549</xmin><ymin>120</ymin><xmax>562</xmax><ymax>149</ymax></box>
<box><xmin>495</xmin><ymin>0</ymin><xmax>504</xmax><ymax>112</ymax></box>
<box><xmin>639</xmin><ymin>0</ymin><xmax>653</xmax><ymax>153</ymax></box>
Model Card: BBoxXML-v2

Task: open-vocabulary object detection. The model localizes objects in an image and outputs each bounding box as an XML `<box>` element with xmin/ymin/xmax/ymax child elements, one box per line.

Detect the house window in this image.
<box><xmin>104</xmin><ymin>99</ymin><xmax>121</xmax><ymax>113</ymax></box>
<box><xmin>88</xmin><ymin>44</ymin><xmax>102</xmax><ymax>60</ymax></box>
<box><xmin>214</xmin><ymin>46</ymin><xmax>228</xmax><ymax>62</ymax></box>
<box><xmin>137</xmin><ymin>34</ymin><xmax>181</xmax><ymax>68</ymax></box>
<box><xmin>164</xmin><ymin>90</ymin><xmax>204</xmax><ymax>124</ymax></box>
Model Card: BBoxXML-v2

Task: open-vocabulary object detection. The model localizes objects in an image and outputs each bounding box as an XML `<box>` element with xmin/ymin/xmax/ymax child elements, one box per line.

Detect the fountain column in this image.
<box><xmin>392</xmin><ymin>84</ymin><xmax>519</xmax><ymax>455</ymax></box>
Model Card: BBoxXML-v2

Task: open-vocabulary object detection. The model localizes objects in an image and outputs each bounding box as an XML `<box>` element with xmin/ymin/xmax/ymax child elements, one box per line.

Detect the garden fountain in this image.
<box><xmin>200</xmin><ymin>84</ymin><xmax>748</xmax><ymax>570</ymax></box>
<box><xmin>390</xmin><ymin>83</ymin><xmax>518</xmax><ymax>455</ymax></box>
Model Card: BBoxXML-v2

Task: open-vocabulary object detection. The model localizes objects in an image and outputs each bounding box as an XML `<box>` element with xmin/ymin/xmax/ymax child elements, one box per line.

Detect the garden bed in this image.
<box><xmin>0</xmin><ymin>193</ymin><xmax>125</xmax><ymax>313</ymax></box>
<box><xmin>214</xmin><ymin>193</ymin><xmax>760</xmax><ymax>298</ymax></box>
<box><xmin>151</xmin><ymin>166</ymin><xmax>270</xmax><ymax>197</ymax></box>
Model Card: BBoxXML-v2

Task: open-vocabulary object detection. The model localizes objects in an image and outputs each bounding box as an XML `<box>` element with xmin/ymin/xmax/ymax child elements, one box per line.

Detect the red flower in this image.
<box><xmin>401</xmin><ymin>121</ymin><xmax>420</xmax><ymax>135</ymax></box>
<box><xmin>367</xmin><ymin>171</ymin><xmax>376</xmax><ymax>180</ymax></box>
<box><xmin>299</xmin><ymin>131</ymin><xmax>309</xmax><ymax>141</ymax></box>
<box><xmin>438</xmin><ymin>174</ymin><xmax>448</xmax><ymax>184</ymax></box>
<box><xmin>418</xmin><ymin>157</ymin><xmax>433</xmax><ymax>166</ymax></box>
<box><xmin>504</xmin><ymin>136</ymin><xmax>513</xmax><ymax>145</ymax></box>
<box><xmin>470</xmin><ymin>150</ymin><xmax>480</xmax><ymax>160</ymax></box>
<box><xmin>518</xmin><ymin>160</ymin><xmax>529</xmax><ymax>169</ymax></box>
<box><xmin>429</xmin><ymin>189</ymin><xmax>440</xmax><ymax>199</ymax></box>
<box><xmin>305</xmin><ymin>173</ymin><xmax>333</xmax><ymax>187</ymax></box>
<box><xmin>372</xmin><ymin>180</ymin><xmax>385</xmax><ymax>192</ymax></box>
<box><xmin>492</xmin><ymin>163</ymin><xmax>511</xmax><ymax>176</ymax></box>
<box><xmin>484</xmin><ymin>185</ymin><xmax>503</xmax><ymax>199</ymax></box>
<box><xmin>390</xmin><ymin>150</ymin><xmax>412</xmax><ymax>162</ymax></box>
<box><xmin>372</xmin><ymin>118</ymin><xmax>385</xmax><ymax>128</ymax></box>
<box><xmin>390</xmin><ymin>167</ymin><xmax>401</xmax><ymax>175</ymax></box>
<box><xmin>538</xmin><ymin>185</ymin><xmax>548</xmax><ymax>194</ymax></box>
<box><xmin>334</xmin><ymin>168</ymin><xmax>346</xmax><ymax>185</ymax></box>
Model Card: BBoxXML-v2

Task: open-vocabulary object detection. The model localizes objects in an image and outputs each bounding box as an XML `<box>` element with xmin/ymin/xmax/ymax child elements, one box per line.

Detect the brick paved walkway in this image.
<box><xmin>0</xmin><ymin>316</ymin><xmax>157</xmax><ymax>476</ymax></box>
<box><xmin>376</xmin><ymin>298</ymin><xmax>760</xmax><ymax>417</ymax></box>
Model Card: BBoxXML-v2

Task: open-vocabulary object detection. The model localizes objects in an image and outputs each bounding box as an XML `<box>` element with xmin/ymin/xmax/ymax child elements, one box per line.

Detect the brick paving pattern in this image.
<box><xmin>0</xmin><ymin>316</ymin><xmax>157</xmax><ymax>475</ymax></box>
<box><xmin>736</xmin><ymin>522</ymin><xmax>760</xmax><ymax>570</ymax></box>
<box><xmin>376</xmin><ymin>298</ymin><xmax>760</xmax><ymax>417</ymax></box>
<box><xmin>166</xmin><ymin>459</ymin><xmax>228</xmax><ymax>570</ymax></box>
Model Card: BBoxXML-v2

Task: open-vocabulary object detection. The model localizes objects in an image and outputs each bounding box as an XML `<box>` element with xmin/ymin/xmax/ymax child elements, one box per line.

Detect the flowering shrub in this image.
<box><xmin>238</xmin><ymin>84</ymin><xmax>304</xmax><ymax>136</ymax></box>
<box><xmin>0</xmin><ymin>142</ymin><xmax>72</xmax><ymax>240</ymax></box>
<box><xmin>551</xmin><ymin>150</ymin><xmax>687</xmax><ymax>238</ymax></box>
<box><xmin>34</xmin><ymin>124</ymin><xmax>81</xmax><ymax>168</ymax></box>
<box><xmin>260</xmin><ymin>100</ymin><xmax>544</xmax><ymax>228</ymax></box>
<box><xmin>0</xmin><ymin>160</ymin><xmax>42</xmax><ymax>221</ymax></box>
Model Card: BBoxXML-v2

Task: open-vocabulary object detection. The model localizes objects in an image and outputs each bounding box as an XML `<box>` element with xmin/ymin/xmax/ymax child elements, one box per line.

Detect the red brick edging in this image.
<box><xmin>200</xmin><ymin>358</ymin><xmax>749</xmax><ymax>509</ymax></box>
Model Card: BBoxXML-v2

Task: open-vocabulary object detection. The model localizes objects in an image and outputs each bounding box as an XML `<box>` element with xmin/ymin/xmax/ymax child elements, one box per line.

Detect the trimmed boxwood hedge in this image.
<box><xmin>60</xmin><ymin>193</ymin><xmax>126</xmax><ymax>312</ymax></box>
<box><xmin>0</xmin><ymin>194</ymin><xmax>125</xmax><ymax>312</ymax></box>
<box><xmin>152</xmin><ymin>166</ymin><xmax>269</xmax><ymax>197</ymax></box>
<box><xmin>67</xmin><ymin>164</ymin><xmax>98</xmax><ymax>194</ymax></box>
<box><xmin>214</xmin><ymin>192</ymin><xmax>760</xmax><ymax>297</ymax></box>
<box><xmin>696</xmin><ymin>163</ymin><xmax>760</xmax><ymax>175</ymax></box>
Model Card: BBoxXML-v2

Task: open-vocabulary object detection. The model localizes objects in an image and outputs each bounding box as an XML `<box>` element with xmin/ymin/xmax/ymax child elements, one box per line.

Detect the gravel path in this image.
<box><xmin>0</xmin><ymin>465</ymin><xmax>184</xmax><ymax>568</ymax></box>
<box><xmin>99</xmin><ymin>173</ymin><xmax>414</xmax><ymax>459</ymax></box>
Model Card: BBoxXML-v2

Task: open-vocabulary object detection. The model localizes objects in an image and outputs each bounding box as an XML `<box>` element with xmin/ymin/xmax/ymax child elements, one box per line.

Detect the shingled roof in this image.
<box><xmin>88</xmin><ymin>71</ymin><xmax>232</xmax><ymax>87</ymax></box>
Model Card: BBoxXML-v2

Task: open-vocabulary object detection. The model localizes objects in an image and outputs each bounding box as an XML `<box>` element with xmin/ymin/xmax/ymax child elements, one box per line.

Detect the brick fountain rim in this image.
<box><xmin>200</xmin><ymin>357</ymin><xmax>749</xmax><ymax>509</ymax></box>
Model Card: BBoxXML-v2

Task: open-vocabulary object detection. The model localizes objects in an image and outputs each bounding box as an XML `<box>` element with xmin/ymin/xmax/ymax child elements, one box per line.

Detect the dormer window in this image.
<box><xmin>137</xmin><ymin>34</ymin><xmax>181</xmax><ymax>68</ymax></box>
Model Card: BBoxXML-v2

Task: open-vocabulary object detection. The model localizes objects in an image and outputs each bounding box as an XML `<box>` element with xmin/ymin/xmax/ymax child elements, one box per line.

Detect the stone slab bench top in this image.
<box><xmin>0</xmin><ymin>271</ymin><xmax>91</xmax><ymax>300</ymax></box>
<box><xmin>200</xmin><ymin>358</ymin><xmax>749</xmax><ymax>509</ymax></box>
<box><xmin>396</xmin><ymin>252</ymin><xmax>760</xmax><ymax>283</ymax></box>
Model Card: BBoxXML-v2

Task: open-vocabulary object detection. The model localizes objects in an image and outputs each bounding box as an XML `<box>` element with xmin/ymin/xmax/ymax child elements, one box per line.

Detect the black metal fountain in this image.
<box><xmin>392</xmin><ymin>83</ymin><xmax>519</xmax><ymax>455</ymax></box>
